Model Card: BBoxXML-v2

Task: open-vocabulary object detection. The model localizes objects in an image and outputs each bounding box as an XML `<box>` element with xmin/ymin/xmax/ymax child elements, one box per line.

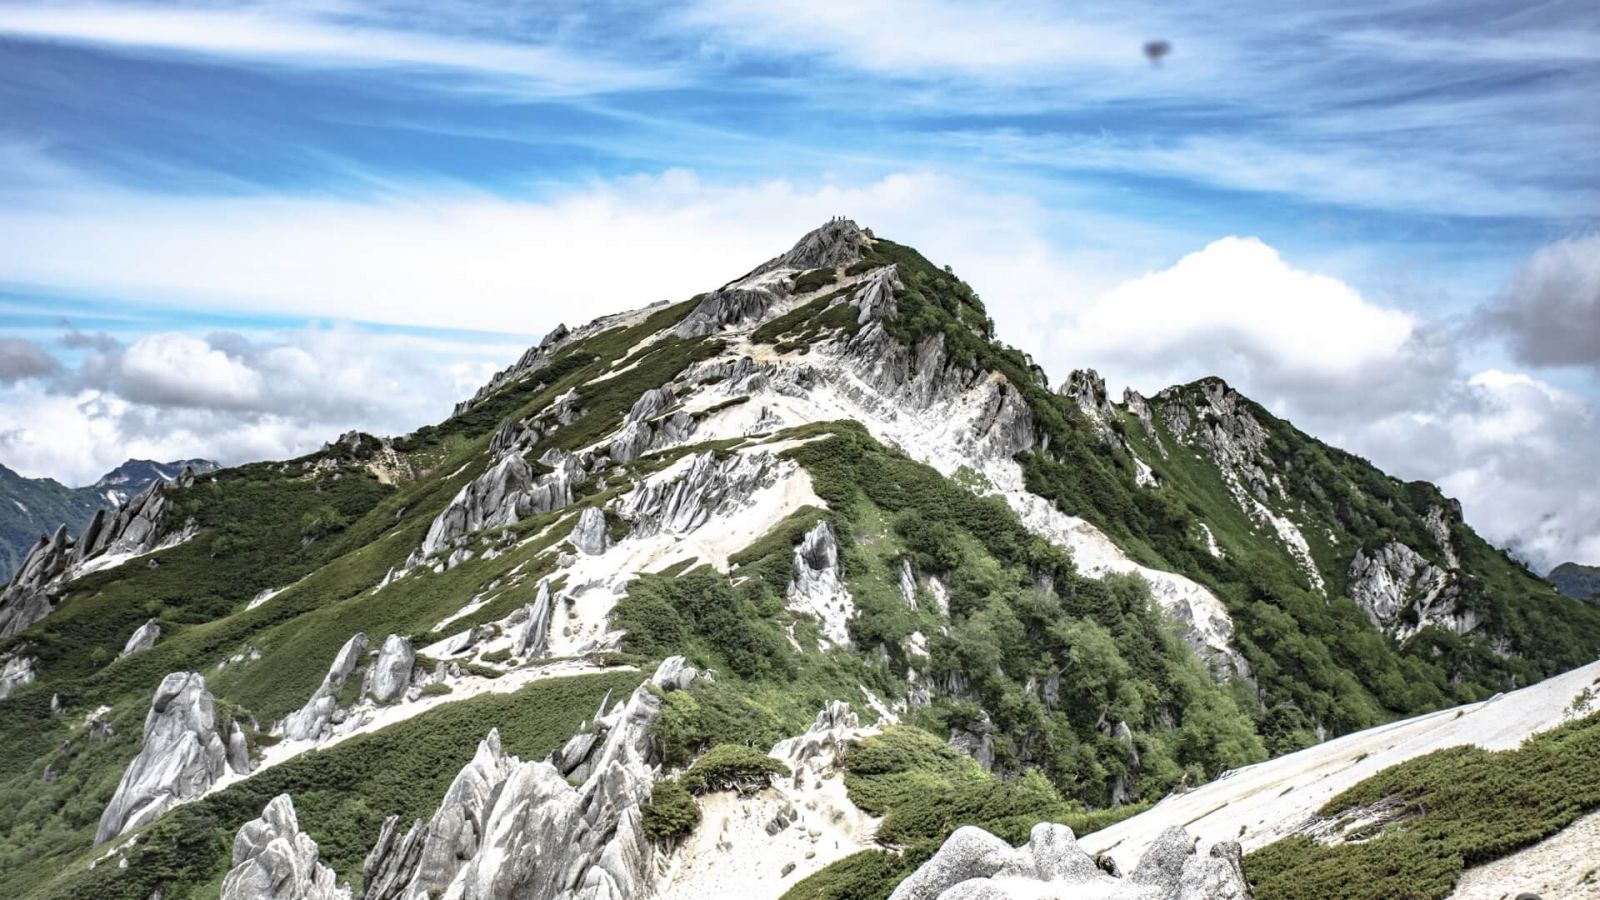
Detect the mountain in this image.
<box><xmin>0</xmin><ymin>459</ymin><xmax>218</xmax><ymax>582</ymax></box>
<box><xmin>1549</xmin><ymin>561</ymin><xmax>1600</xmax><ymax>601</ymax></box>
<box><xmin>0</xmin><ymin>220</ymin><xmax>1595</xmax><ymax>900</ymax></box>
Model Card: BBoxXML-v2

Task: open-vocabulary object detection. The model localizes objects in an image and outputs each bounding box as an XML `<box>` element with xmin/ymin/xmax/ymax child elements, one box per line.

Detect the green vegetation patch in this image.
<box><xmin>640</xmin><ymin>778</ymin><xmax>701</xmax><ymax>842</ymax></box>
<box><xmin>680</xmin><ymin>743</ymin><xmax>790</xmax><ymax>794</ymax></box>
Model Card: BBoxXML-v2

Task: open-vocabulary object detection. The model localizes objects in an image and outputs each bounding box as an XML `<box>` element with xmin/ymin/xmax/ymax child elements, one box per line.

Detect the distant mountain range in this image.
<box><xmin>0</xmin><ymin>459</ymin><xmax>217</xmax><ymax>582</ymax></box>
<box><xmin>1549</xmin><ymin>561</ymin><xmax>1600</xmax><ymax>601</ymax></box>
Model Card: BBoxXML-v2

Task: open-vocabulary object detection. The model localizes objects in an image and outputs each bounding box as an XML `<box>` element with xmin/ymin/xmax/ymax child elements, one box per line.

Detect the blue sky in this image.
<box><xmin>0</xmin><ymin>0</ymin><xmax>1598</xmax><ymax>567</ymax></box>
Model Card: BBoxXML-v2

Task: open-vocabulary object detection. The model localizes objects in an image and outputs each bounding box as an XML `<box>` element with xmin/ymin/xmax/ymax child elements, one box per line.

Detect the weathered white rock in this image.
<box><xmin>785</xmin><ymin>521</ymin><xmax>854</xmax><ymax>646</ymax></box>
<box><xmin>675</xmin><ymin>287</ymin><xmax>782</xmax><ymax>338</ymax></box>
<box><xmin>0</xmin><ymin>651</ymin><xmax>36</xmax><ymax>700</ymax></box>
<box><xmin>118</xmin><ymin>618</ymin><xmax>162</xmax><ymax>659</ymax></box>
<box><xmin>96</xmin><ymin>672</ymin><xmax>244</xmax><ymax>844</ymax></box>
<box><xmin>621</xmin><ymin>451</ymin><xmax>781</xmax><ymax>538</ymax></box>
<box><xmin>570</xmin><ymin>507</ymin><xmax>612</xmax><ymax>556</ymax></box>
<box><xmin>890</xmin><ymin>823</ymin><xmax>1248</xmax><ymax>900</ymax></box>
<box><xmin>364</xmin><ymin>635</ymin><xmax>415</xmax><ymax>705</ymax></box>
<box><xmin>282</xmin><ymin>634</ymin><xmax>369</xmax><ymax>742</ymax></box>
<box><xmin>1347</xmin><ymin>542</ymin><xmax>1472</xmax><ymax>638</ymax></box>
<box><xmin>221</xmin><ymin>793</ymin><xmax>351</xmax><ymax>900</ymax></box>
<box><xmin>362</xmin><ymin>658</ymin><xmax>695</xmax><ymax>900</ymax></box>
<box><xmin>514</xmin><ymin>582</ymin><xmax>554</xmax><ymax>660</ymax></box>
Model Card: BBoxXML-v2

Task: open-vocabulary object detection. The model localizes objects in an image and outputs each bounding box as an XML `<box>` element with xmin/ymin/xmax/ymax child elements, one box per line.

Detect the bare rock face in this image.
<box><xmin>570</xmin><ymin>507</ymin><xmax>612</xmax><ymax>556</ymax></box>
<box><xmin>0</xmin><ymin>651</ymin><xmax>36</xmax><ymax>700</ymax></box>
<box><xmin>608</xmin><ymin>387</ymin><xmax>698</xmax><ymax>465</ymax></box>
<box><xmin>890</xmin><ymin>823</ymin><xmax>1250</xmax><ymax>900</ymax></box>
<box><xmin>851</xmin><ymin>265</ymin><xmax>900</xmax><ymax>323</ymax></box>
<box><xmin>1060</xmin><ymin>369</ymin><xmax>1117</xmax><ymax>441</ymax></box>
<box><xmin>364</xmin><ymin>635</ymin><xmax>415</xmax><ymax>705</ymax></box>
<box><xmin>675</xmin><ymin>287</ymin><xmax>782</xmax><ymax>339</ymax></box>
<box><xmin>96</xmin><ymin>672</ymin><xmax>244</xmax><ymax>844</ymax></box>
<box><xmin>514</xmin><ymin>582</ymin><xmax>554</xmax><ymax>660</ymax></box>
<box><xmin>360</xmin><ymin>658</ymin><xmax>696</xmax><ymax>900</ymax></box>
<box><xmin>762</xmin><ymin>217</ymin><xmax>872</xmax><ymax>274</ymax></box>
<box><xmin>621</xmin><ymin>451</ymin><xmax>781</xmax><ymax>539</ymax></box>
<box><xmin>0</xmin><ymin>525</ymin><xmax>74</xmax><ymax>637</ymax></box>
<box><xmin>282</xmin><ymin>633</ymin><xmax>370</xmax><ymax>742</ymax></box>
<box><xmin>420</xmin><ymin>456</ymin><xmax>577</xmax><ymax>560</ymax></box>
<box><xmin>455</xmin><ymin>323</ymin><xmax>571</xmax><ymax>416</ymax></box>
<box><xmin>1347</xmin><ymin>542</ymin><xmax>1472</xmax><ymax>638</ymax></box>
<box><xmin>786</xmin><ymin>521</ymin><xmax>854</xmax><ymax>647</ymax></box>
<box><xmin>221</xmin><ymin>793</ymin><xmax>351</xmax><ymax>900</ymax></box>
<box><xmin>118</xmin><ymin>618</ymin><xmax>162</xmax><ymax>660</ymax></box>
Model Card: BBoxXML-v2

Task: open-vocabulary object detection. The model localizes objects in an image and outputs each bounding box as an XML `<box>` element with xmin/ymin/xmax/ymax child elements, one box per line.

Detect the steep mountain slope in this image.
<box><xmin>0</xmin><ymin>459</ymin><xmax>217</xmax><ymax>582</ymax></box>
<box><xmin>0</xmin><ymin>220</ymin><xmax>1596</xmax><ymax>900</ymax></box>
<box><xmin>1550</xmin><ymin>561</ymin><xmax>1600</xmax><ymax>601</ymax></box>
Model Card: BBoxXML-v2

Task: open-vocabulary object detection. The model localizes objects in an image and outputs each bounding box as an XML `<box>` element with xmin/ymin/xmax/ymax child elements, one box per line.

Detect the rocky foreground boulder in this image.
<box><xmin>96</xmin><ymin>671</ymin><xmax>248</xmax><ymax>844</ymax></box>
<box><xmin>221</xmin><ymin>793</ymin><xmax>351</xmax><ymax>900</ymax></box>
<box><xmin>359</xmin><ymin>657</ymin><xmax>696</xmax><ymax>900</ymax></box>
<box><xmin>891</xmin><ymin>823</ymin><xmax>1250</xmax><ymax>900</ymax></box>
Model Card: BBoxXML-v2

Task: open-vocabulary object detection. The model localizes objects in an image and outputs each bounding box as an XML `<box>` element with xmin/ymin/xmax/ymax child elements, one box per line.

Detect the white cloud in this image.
<box><xmin>1042</xmin><ymin>234</ymin><xmax>1600</xmax><ymax>571</ymax></box>
<box><xmin>0</xmin><ymin>169</ymin><xmax>1162</xmax><ymax>342</ymax></box>
<box><xmin>0</xmin><ymin>3</ymin><xmax>671</xmax><ymax>96</ymax></box>
<box><xmin>1050</xmin><ymin>236</ymin><xmax>1432</xmax><ymax>410</ymax></box>
<box><xmin>0</xmin><ymin>325</ymin><xmax>519</xmax><ymax>485</ymax></box>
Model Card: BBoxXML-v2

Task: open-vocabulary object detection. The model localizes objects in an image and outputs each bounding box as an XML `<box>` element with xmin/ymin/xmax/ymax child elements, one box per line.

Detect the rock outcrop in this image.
<box><xmin>890</xmin><ymin>823</ymin><xmax>1250</xmax><ymax>900</ymax></box>
<box><xmin>0</xmin><ymin>651</ymin><xmax>35</xmax><ymax>700</ymax></box>
<box><xmin>675</xmin><ymin>287</ymin><xmax>782</xmax><ymax>339</ymax></box>
<box><xmin>570</xmin><ymin>507</ymin><xmax>612</xmax><ymax>556</ymax></box>
<box><xmin>364</xmin><ymin>635</ymin><xmax>415</xmax><ymax>705</ymax></box>
<box><xmin>760</xmin><ymin>217</ymin><xmax>871</xmax><ymax>274</ymax></box>
<box><xmin>359</xmin><ymin>658</ymin><xmax>696</xmax><ymax>900</ymax></box>
<box><xmin>118</xmin><ymin>618</ymin><xmax>162</xmax><ymax>659</ymax></box>
<box><xmin>514</xmin><ymin>582</ymin><xmax>554</xmax><ymax>660</ymax></box>
<box><xmin>2</xmin><ymin>471</ymin><xmax>195</xmax><ymax>638</ymax></box>
<box><xmin>621</xmin><ymin>451</ymin><xmax>781</xmax><ymax>538</ymax></box>
<box><xmin>221</xmin><ymin>793</ymin><xmax>351</xmax><ymax>900</ymax></box>
<box><xmin>96</xmin><ymin>672</ymin><xmax>245</xmax><ymax>844</ymax></box>
<box><xmin>282</xmin><ymin>633</ymin><xmax>370</xmax><ymax>742</ymax></box>
<box><xmin>1348</xmin><ymin>542</ymin><xmax>1472</xmax><ymax>638</ymax></box>
<box><xmin>786</xmin><ymin>521</ymin><xmax>854</xmax><ymax>646</ymax></box>
<box><xmin>0</xmin><ymin>525</ymin><xmax>73</xmax><ymax>637</ymax></box>
<box><xmin>419</xmin><ymin>455</ymin><xmax>577</xmax><ymax>559</ymax></box>
<box><xmin>454</xmin><ymin>323</ymin><xmax>571</xmax><ymax>416</ymax></box>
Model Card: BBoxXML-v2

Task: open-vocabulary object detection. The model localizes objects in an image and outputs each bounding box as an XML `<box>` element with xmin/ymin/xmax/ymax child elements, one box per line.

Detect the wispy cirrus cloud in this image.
<box><xmin>0</xmin><ymin>2</ymin><xmax>676</xmax><ymax>97</ymax></box>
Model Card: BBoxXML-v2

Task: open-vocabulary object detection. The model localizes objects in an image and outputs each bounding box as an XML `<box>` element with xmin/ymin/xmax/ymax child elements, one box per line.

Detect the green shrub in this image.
<box><xmin>780</xmin><ymin>850</ymin><xmax>913</xmax><ymax>900</ymax></box>
<box><xmin>792</xmin><ymin>268</ymin><xmax>838</xmax><ymax>293</ymax></box>
<box><xmin>680</xmin><ymin>744</ymin><xmax>790</xmax><ymax>794</ymax></box>
<box><xmin>419</xmin><ymin>682</ymin><xmax>453</xmax><ymax>697</ymax></box>
<box><xmin>1246</xmin><ymin>711</ymin><xmax>1600</xmax><ymax>899</ymax></box>
<box><xmin>640</xmin><ymin>778</ymin><xmax>701</xmax><ymax>841</ymax></box>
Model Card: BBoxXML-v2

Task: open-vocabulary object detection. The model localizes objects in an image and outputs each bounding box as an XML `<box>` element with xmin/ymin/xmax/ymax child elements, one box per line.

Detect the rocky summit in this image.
<box><xmin>1</xmin><ymin>221</ymin><xmax>1598</xmax><ymax>900</ymax></box>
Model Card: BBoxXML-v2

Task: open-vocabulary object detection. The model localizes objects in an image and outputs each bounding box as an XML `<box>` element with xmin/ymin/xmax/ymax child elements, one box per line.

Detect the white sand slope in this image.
<box><xmin>1449</xmin><ymin>809</ymin><xmax>1600</xmax><ymax>899</ymax></box>
<box><xmin>1080</xmin><ymin>659</ymin><xmax>1600</xmax><ymax>871</ymax></box>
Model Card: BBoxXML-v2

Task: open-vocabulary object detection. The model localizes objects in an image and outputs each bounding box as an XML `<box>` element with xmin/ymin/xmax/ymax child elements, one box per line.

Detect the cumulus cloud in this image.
<box><xmin>0</xmin><ymin>325</ymin><xmax>519</xmax><ymax>485</ymax></box>
<box><xmin>1481</xmin><ymin>234</ymin><xmax>1600</xmax><ymax>373</ymax></box>
<box><xmin>1049</xmin><ymin>236</ymin><xmax>1453</xmax><ymax>417</ymax></box>
<box><xmin>1042</xmin><ymin>234</ymin><xmax>1600</xmax><ymax>572</ymax></box>
<box><xmin>0</xmin><ymin>338</ymin><xmax>62</xmax><ymax>383</ymax></box>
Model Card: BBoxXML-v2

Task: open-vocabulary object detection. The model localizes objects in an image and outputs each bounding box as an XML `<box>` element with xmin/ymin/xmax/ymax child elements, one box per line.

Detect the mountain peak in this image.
<box><xmin>762</xmin><ymin>216</ymin><xmax>873</xmax><ymax>274</ymax></box>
